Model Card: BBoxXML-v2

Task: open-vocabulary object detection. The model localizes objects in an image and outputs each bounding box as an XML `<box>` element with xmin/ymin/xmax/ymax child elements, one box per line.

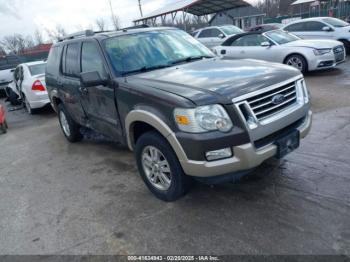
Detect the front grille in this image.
<box><xmin>334</xmin><ymin>45</ymin><xmax>345</xmax><ymax>62</ymax></box>
<box><xmin>246</xmin><ymin>82</ymin><xmax>297</xmax><ymax>121</ymax></box>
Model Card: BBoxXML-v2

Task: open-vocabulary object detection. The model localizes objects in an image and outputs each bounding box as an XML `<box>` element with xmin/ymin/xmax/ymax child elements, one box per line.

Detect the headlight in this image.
<box><xmin>174</xmin><ymin>104</ymin><xmax>233</xmax><ymax>133</ymax></box>
<box><xmin>296</xmin><ymin>79</ymin><xmax>309</xmax><ymax>104</ymax></box>
<box><xmin>313</xmin><ymin>48</ymin><xmax>332</xmax><ymax>56</ymax></box>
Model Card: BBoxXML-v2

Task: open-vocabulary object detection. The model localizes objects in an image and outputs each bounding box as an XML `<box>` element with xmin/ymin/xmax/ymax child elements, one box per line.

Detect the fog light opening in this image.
<box><xmin>205</xmin><ymin>148</ymin><xmax>232</xmax><ymax>161</ymax></box>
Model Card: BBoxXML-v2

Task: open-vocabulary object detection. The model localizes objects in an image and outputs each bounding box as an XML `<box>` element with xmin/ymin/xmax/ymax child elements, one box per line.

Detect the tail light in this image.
<box><xmin>32</xmin><ymin>80</ymin><xmax>45</xmax><ymax>91</ymax></box>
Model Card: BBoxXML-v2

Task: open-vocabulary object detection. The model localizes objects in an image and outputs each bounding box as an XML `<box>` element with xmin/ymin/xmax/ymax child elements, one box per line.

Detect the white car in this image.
<box><xmin>0</xmin><ymin>55</ymin><xmax>21</xmax><ymax>93</ymax></box>
<box><xmin>213</xmin><ymin>30</ymin><xmax>346</xmax><ymax>73</ymax></box>
<box><xmin>283</xmin><ymin>17</ymin><xmax>350</xmax><ymax>53</ymax></box>
<box><xmin>9</xmin><ymin>61</ymin><xmax>49</xmax><ymax>114</ymax></box>
<box><xmin>192</xmin><ymin>25</ymin><xmax>244</xmax><ymax>49</ymax></box>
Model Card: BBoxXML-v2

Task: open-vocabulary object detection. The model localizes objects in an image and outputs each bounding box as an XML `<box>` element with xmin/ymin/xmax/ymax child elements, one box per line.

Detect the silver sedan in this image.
<box><xmin>213</xmin><ymin>30</ymin><xmax>346</xmax><ymax>73</ymax></box>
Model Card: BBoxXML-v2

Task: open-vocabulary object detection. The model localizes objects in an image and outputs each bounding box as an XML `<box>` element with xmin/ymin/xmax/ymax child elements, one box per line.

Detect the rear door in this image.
<box><xmin>79</xmin><ymin>40</ymin><xmax>122</xmax><ymax>140</ymax></box>
<box><xmin>60</xmin><ymin>42</ymin><xmax>87</xmax><ymax>124</ymax></box>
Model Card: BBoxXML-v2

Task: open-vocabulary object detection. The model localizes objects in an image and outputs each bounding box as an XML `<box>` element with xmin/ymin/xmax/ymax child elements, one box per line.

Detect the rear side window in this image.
<box><xmin>63</xmin><ymin>43</ymin><xmax>80</xmax><ymax>77</ymax></box>
<box><xmin>46</xmin><ymin>46</ymin><xmax>62</xmax><ymax>75</ymax></box>
<box><xmin>81</xmin><ymin>42</ymin><xmax>107</xmax><ymax>77</ymax></box>
<box><xmin>198</xmin><ymin>28</ymin><xmax>221</xmax><ymax>38</ymax></box>
<box><xmin>284</xmin><ymin>22</ymin><xmax>305</xmax><ymax>32</ymax></box>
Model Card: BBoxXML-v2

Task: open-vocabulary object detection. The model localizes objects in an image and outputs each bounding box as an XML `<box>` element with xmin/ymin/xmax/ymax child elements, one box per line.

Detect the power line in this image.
<box><xmin>138</xmin><ymin>0</ymin><xmax>143</xmax><ymax>17</ymax></box>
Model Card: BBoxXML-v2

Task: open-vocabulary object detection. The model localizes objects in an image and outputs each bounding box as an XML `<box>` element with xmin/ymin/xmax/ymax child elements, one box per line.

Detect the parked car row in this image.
<box><xmin>193</xmin><ymin>17</ymin><xmax>349</xmax><ymax>73</ymax></box>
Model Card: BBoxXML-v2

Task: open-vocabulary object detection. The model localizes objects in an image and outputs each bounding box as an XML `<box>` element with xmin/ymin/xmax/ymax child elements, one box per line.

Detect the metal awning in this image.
<box><xmin>134</xmin><ymin>0</ymin><xmax>249</xmax><ymax>23</ymax></box>
<box><xmin>291</xmin><ymin>0</ymin><xmax>316</xmax><ymax>5</ymax></box>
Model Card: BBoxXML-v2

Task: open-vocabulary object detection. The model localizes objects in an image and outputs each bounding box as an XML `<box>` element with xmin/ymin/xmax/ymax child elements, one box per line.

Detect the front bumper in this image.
<box><xmin>179</xmin><ymin>111</ymin><xmax>312</xmax><ymax>177</ymax></box>
<box><xmin>308</xmin><ymin>51</ymin><xmax>346</xmax><ymax>71</ymax></box>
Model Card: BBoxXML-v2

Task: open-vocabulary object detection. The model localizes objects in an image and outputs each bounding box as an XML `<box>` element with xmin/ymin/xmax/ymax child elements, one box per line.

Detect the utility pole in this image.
<box><xmin>138</xmin><ymin>0</ymin><xmax>143</xmax><ymax>17</ymax></box>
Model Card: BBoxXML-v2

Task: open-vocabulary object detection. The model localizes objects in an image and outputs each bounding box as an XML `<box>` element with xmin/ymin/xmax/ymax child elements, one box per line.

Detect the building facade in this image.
<box><xmin>209</xmin><ymin>6</ymin><xmax>265</xmax><ymax>30</ymax></box>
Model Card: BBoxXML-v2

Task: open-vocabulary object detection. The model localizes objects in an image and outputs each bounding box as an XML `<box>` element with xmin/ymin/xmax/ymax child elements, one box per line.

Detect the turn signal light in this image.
<box><xmin>175</xmin><ymin>115</ymin><xmax>189</xmax><ymax>125</ymax></box>
<box><xmin>32</xmin><ymin>80</ymin><xmax>45</xmax><ymax>91</ymax></box>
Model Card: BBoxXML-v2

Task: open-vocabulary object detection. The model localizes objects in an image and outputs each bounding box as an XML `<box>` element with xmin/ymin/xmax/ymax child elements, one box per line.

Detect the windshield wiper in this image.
<box><xmin>122</xmin><ymin>64</ymin><xmax>171</xmax><ymax>76</ymax></box>
<box><xmin>170</xmin><ymin>55</ymin><xmax>214</xmax><ymax>65</ymax></box>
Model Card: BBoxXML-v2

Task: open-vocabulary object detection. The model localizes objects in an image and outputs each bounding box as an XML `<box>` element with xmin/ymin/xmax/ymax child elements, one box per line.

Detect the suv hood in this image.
<box><xmin>284</xmin><ymin>39</ymin><xmax>343</xmax><ymax>49</ymax></box>
<box><xmin>127</xmin><ymin>58</ymin><xmax>301</xmax><ymax>106</ymax></box>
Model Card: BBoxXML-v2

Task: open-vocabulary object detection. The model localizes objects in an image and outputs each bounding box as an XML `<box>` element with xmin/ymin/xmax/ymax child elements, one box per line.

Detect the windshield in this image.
<box><xmin>104</xmin><ymin>29</ymin><xmax>214</xmax><ymax>76</ymax></box>
<box><xmin>265</xmin><ymin>30</ymin><xmax>300</xmax><ymax>44</ymax></box>
<box><xmin>220</xmin><ymin>25</ymin><xmax>243</xmax><ymax>35</ymax></box>
<box><xmin>323</xmin><ymin>18</ymin><xmax>349</xmax><ymax>28</ymax></box>
<box><xmin>29</xmin><ymin>63</ymin><xmax>46</xmax><ymax>76</ymax></box>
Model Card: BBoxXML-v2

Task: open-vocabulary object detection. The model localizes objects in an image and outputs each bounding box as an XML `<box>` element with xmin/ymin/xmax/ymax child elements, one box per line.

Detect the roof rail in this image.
<box><xmin>58</xmin><ymin>30</ymin><xmax>95</xmax><ymax>42</ymax></box>
<box><xmin>121</xmin><ymin>24</ymin><xmax>149</xmax><ymax>30</ymax></box>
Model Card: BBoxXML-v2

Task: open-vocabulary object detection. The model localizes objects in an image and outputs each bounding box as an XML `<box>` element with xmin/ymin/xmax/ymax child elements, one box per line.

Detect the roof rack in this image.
<box><xmin>121</xmin><ymin>24</ymin><xmax>150</xmax><ymax>31</ymax></box>
<box><xmin>58</xmin><ymin>30</ymin><xmax>95</xmax><ymax>42</ymax></box>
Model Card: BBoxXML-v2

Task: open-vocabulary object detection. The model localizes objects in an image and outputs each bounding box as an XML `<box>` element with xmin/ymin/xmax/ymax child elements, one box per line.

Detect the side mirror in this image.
<box><xmin>261</xmin><ymin>41</ymin><xmax>271</xmax><ymax>47</ymax></box>
<box><xmin>80</xmin><ymin>71</ymin><xmax>108</xmax><ymax>87</ymax></box>
<box><xmin>322</xmin><ymin>26</ymin><xmax>332</xmax><ymax>32</ymax></box>
<box><xmin>218</xmin><ymin>33</ymin><xmax>226</xmax><ymax>39</ymax></box>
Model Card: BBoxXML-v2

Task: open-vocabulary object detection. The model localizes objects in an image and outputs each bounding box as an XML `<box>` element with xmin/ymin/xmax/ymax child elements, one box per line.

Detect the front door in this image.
<box><xmin>79</xmin><ymin>40</ymin><xmax>122</xmax><ymax>140</ymax></box>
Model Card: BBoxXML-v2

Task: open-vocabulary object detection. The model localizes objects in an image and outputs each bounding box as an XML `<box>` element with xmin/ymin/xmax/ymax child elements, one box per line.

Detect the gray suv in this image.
<box><xmin>46</xmin><ymin>27</ymin><xmax>312</xmax><ymax>201</ymax></box>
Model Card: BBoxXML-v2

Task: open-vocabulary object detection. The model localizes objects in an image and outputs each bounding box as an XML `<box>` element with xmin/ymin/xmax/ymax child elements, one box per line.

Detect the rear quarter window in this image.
<box><xmin>63</xmin><ymin>43</ymin><xmax>81</xmax><ymax>77</ymax></box>
<box><xmin>46</xmin><ymin>46</ymin><xmax>63</xmax><ymax>75</ymax></box>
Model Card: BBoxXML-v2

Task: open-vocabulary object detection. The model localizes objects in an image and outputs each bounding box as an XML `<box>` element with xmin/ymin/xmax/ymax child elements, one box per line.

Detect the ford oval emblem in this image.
<box><xmin>271</xmin><ymin>94</ymin><xmax>286</xmax><ymax>105</ymax></box>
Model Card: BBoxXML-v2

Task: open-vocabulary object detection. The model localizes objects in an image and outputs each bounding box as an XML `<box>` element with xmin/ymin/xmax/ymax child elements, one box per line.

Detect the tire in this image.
<box><xmin>57</xmin><ymin>103</ymin><xmax>83</xmax><ymax>143</ymax></box>
<box><xmin>135</xmin><ymin>131</ymin><xmax>192</xmax><ymax>201</ymax></box>
<box><xmin>7</xmin><ymin>88</ymin><xmax>21</xmax><ymax>106</ymax></box>
<box><xmin>23</xmin><ymin>95</ymin><xmax>34</xmax><ymax>115</ymax></box>
<box><xmin>339</xmin><ymin>40</ymin><xmax>350</xmax><ymax>55</ymax></box>
<box><xmin>0</xmin><ymin>121</ymin><xmax>7</xmax><ymax>134</ymax></box>
<box><xmin>285</xmin><ymin>54</ymin><xmax>308</xmax><ymax>73</ymax></box>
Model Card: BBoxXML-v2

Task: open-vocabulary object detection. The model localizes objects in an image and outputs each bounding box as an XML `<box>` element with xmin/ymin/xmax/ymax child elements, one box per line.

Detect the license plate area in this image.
<box><xmin>275</xmin><ymin>130</ymin><xmax>300</xmax><ymax>159</ymax></box>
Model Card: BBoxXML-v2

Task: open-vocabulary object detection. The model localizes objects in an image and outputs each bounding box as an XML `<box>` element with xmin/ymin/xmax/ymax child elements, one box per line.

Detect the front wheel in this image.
<box><xmin>339</xmin><ymin>40</ymin><xmax>350</xmax><ymax>55</ymax></box>
<box><xmin>285</xmin><ymin>54</ymin><xmax>308</xmax><ymax>73</ymax></box>
<box><xmin>135</xmin><ymin>131</ymin><xmax>192</xmax><ymax>202</ymax></box>
<box><xmin>57</xmin><ymin>104</ymin><xmax>83</xmax><ymax>143</ymax></box>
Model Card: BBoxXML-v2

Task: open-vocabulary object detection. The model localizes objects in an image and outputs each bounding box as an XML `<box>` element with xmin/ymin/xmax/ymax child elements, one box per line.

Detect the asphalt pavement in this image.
<box><xmin>0</xmin><ymin>60</ymin><xmax>349</xmax><ymax>255</ymax></box>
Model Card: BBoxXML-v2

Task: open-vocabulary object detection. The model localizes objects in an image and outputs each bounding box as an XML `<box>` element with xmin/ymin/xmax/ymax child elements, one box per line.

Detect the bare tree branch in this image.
<box><xmin>45</xmin><ymin>24</ymin><xmax>67</xmax><ymax>42</ymax></box>
<box><xmin>95</xmin><ymin>18</ymin><xmax>106</xmax><ymax>31</ymax></box>
<box><xmin>34</xmin><ymin>29</ymin><xmax>44</xmax><ymax>45</ymax></box>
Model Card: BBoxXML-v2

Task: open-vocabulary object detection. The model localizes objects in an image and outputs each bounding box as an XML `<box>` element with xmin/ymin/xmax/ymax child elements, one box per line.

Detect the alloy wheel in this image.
<box><xmin>141</xmin><ymin>146</ymin><xmax>172</xmax><ymax>191</ymax></box>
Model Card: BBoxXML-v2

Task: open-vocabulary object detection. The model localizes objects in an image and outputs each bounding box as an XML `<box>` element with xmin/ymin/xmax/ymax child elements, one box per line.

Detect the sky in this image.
<box><xmin>0</xmin><ymin>0</ymin><xmax>257</xmax><ymax>40</ymax></box>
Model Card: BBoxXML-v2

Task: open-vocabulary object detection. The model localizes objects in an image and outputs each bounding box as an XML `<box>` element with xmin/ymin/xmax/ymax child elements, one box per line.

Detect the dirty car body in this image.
<box><xmin>46</xmin><ymin>27</ymin><xmax>312</xmax><ymax>201</ymax></box>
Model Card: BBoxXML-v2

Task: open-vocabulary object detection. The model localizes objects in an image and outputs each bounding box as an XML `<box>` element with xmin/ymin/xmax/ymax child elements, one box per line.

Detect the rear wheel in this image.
<box><xmin>135</xmin><ymin>131</ymin><xmax>192</xmax><ymax>201</ymax></box>
<box><xmin>285</xmin><ymin>54</ymin><xmax>308</xmax><ymax>73</ymax></box>
<box><xmin>57</xmin><ymin>103</ymin><xmax>83</xmax><ymax>143</ymax></box>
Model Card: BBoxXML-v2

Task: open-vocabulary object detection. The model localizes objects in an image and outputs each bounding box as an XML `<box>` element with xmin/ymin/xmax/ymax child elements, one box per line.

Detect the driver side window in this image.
<box><xmin>231</xmin><ymin>35</ymin><xmax>270</xmax><ymax>46</ymax></box>
<box><xmin>81</xmin><ymin>42</ymin><xmax>107</xmax><ymax>78</ymax></box>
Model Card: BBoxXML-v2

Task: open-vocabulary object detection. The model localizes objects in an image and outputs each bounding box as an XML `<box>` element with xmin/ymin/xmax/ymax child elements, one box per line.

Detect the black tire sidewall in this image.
<box><xmin>135</xmin><ymin>131</ymin><xmax>191</xmax><ymax>202</ymax></box>
<box><xmin>0</xmin><ymin>123</ymin><xmax>6</xmax><ymax>134</ymax></box>
<box><xmin>286</xmin><ymin>54</ymin><xmax>307</xmax><ymax>73</ymax></box>
<box><xmin>57</xmin><ymin>104</ymin><xmax>83</xmax><ymax>143</ymax></box>
<box><xmin>339</xmin><ymin>40</ymin><xmax>350</xmax><ymax>55</ymax></box>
